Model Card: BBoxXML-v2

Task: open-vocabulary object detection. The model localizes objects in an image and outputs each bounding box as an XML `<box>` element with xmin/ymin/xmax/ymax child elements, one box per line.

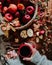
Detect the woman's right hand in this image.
<box><xmin>23</xmin><ymin>43</ymin><xmax>37</xmax><ymax>61</ymax></box>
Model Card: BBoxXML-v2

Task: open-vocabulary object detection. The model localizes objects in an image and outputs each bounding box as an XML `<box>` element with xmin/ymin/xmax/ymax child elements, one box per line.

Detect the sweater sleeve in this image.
<box><xmin>7</xmin><ymin>57</ymin><xmax>23</xmax><ymax>65</ymax></box>
<box><xmin>31</xmin><ymin>51</ymin><xmax>52</xmax><ymax>65</ymax></box>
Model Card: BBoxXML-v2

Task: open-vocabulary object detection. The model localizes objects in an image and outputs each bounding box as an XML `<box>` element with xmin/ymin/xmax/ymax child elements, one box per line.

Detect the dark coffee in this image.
<box><xmin>20</xmin><ymin>46</ymin><xmax>31</xmax><ymax>57</ymax></box>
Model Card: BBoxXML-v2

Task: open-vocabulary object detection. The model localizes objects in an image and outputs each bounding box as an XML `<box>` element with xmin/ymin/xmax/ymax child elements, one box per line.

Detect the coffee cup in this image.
<box><xmin>18</xmin><ymin>43</ymin><xmax>32</xmax><ymax>58</ymax></box>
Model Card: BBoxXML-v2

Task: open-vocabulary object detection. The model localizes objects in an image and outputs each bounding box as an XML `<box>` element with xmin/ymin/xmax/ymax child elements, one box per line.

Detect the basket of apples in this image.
<box><xmin>0</xmin><ymin>0</ymin><xmax>38</xmax><ymax>30</ymax></box>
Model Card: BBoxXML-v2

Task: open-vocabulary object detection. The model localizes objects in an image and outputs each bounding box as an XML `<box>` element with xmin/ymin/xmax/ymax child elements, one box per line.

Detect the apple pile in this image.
<box><xmin>0</xmin><ymin>2</ymin><xmax>35</xmax><ymax>27</ymax></box>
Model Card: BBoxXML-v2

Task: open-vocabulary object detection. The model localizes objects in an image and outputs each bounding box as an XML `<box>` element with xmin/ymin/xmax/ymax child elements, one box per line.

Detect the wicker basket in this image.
<box><xmin>0</xmin><ymin>0</ymin><xmax>38</xmax><ymax>30</ymax></box>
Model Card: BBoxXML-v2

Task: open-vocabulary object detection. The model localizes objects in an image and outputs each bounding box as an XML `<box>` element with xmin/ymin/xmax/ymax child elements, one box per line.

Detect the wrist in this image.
<box><xmin>30</xmin><ymin>49</ymin><xmax>37</xmax><ymax>60</ymax></box>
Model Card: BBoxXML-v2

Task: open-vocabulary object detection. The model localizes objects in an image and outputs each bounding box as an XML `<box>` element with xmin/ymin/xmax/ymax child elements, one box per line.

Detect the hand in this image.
<box><xmin>4</xmin><ymin>50</ymin><xmax>18</xmax><ymax>60</ymax></box>
<box><xmin>23</xmin><ymin>43</ymin><xmax>37</xmax><ymax>61</ymax></box>
<box><xmin>4</xmin><ymin>50</ymin><xmax>23</xmax><ymax>65</ymax></box>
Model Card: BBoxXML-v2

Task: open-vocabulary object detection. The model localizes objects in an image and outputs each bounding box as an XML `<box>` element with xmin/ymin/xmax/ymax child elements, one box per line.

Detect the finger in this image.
<box><xmin>25</xmin><ymin>43</ymin><xmax>33</xmax><ymax>49</ymax></box>
<box><xmin>7</xmin><ymin>52</ymin><xmax>11</xmax><ymax>54</ymax></box>
<box><xmin>7</xmin><ymin>51</ymin><xmax>13</xmax><ymax>58</ymax></box>
<box><xmin>23</xmin><ymin>57</ymin><xmax>31</xmax><ymax>61</ymax></box>
<box><xmin>4</xmin><ymin>55</ymin><xmax>9</xmax><ymax>60</ymax></box>
<box><xmin>31</xmin><ymin>48</ymin><xmax>37</xmax><ymax>56</ymax></box>
<box><xmin>25</xmin><ymin>42</ymin><xmax>36</xmax><ymax>48</ymax></box>
<box><xmin>13</xmin><ymin>53</ymin><xmax>18</xmax><ymax>58</ymax></box>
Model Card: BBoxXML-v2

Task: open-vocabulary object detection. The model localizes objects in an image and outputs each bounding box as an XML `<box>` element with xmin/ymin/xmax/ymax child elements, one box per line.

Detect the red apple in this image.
<box><xmin>4</xmin><ymin>13</ymin><xmax>13</xmax><ymax>22</ymax></box>
<box><xmin>17</xmin><ymin>3</ymin><xmax>25</xmax><ymax>10</ymax></box>
<box><xmin>2</xmin><ymin>6</ymin><xmax>8</xmax><ymax>14</ymax></box>
<box><xmin>22</xmin><ymin>14</ymin><xmax>31</xmax><ymax>23</ymax></box>
<box><xmin>26</xmin><ymin>6</ymin><xmax>34</xmax><ymax>15</ymax></box>
<box><xmin>39</xmin><ymin>30</ymin><xmax>45</xmax><ymax>35</ymax></box>
<box><xmin>15</xmin><ymin>11</ymin><xmax>20</xmax><ymax>18</ymax></box>
<box><xmin>8</xmin><ymin>4</ymin><xmax>17</xmax><ymax>14</ymax></box>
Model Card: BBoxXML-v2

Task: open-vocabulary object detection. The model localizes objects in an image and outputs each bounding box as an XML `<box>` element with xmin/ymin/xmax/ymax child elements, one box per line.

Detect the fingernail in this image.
<box><xmin>23</xmin><ymin>58</ymin><xmax>25</xmax><ymax>60</ymax></box>
<box><xmin>25</xmin><ymin>42</ymin><xmax>27</xmax><ymax>44</ymax></box>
